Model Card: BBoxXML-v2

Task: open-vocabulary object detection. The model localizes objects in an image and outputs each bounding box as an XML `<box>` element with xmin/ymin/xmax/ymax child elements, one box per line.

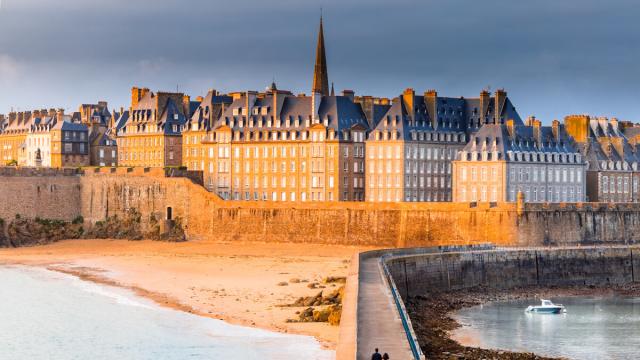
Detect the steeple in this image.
<box><xmin>312</xmin><ymin>16</ymin><xmax>330</xmax><ymax>96</ymax></box>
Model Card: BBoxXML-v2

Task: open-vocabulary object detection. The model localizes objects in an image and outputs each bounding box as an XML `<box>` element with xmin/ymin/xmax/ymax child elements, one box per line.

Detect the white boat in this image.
<box><xmin>525</xmin><ymin>299</ymin><xmax>566</xmax><ymax>314</ymax></box>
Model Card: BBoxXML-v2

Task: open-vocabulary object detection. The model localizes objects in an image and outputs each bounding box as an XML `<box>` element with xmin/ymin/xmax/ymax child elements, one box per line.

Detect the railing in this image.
<box><xmin>379</xmin><ymin>255</ymin><xmax>425</xmax><ymax>360</ymax></box>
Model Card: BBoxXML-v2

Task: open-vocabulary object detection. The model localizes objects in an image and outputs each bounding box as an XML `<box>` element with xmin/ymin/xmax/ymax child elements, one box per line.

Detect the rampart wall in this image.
<box><xmin>4</xmin><ymin>167</ymin><xmax>640</xmax><ymax>247</ymax></box>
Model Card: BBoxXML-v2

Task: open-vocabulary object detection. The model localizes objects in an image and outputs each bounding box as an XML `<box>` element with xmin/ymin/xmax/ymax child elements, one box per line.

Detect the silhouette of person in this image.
<box><xmin>382</xmin><ymin>353</ymin><xmax>390</xmax><ymax>360</ymax></box>
<box><xmin>371</xmin><ymin>348</ymin><xmax>382</xmax><ymax>360</ymax></box>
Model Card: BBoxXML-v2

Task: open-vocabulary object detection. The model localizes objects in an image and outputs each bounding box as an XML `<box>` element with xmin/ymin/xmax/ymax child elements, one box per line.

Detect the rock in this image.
<box><xmin>323</xmin><ymin>276</ymin><xmax>346</xmax><ymax>284</ymax></box>
<box><xmin>289</xmin><ymin>278</ymin><xmax>301</xmax><ymax>283</ymax></box>
<box><xmin>277</xmin><ymin>281</ymin><xmax>288</xmax><ymax>286</ymax></box>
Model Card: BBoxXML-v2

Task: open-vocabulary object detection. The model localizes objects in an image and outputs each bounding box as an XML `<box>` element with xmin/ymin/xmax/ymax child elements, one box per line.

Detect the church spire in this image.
<box><xmin>312</xmin><ymin>15</ymin><xmax>329</xmax><ymax>96</ymax></box>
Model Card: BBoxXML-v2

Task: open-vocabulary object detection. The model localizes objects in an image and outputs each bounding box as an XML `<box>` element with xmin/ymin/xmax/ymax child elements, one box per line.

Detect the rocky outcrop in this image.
<box><xmin>1</xmin><ymin>215</ymin><xmax>84</xmax><ymax>248</ymax></box>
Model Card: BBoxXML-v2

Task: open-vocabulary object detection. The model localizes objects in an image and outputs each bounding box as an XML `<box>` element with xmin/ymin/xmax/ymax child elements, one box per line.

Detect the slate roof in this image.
<box><xmin>458</xmin><ymin>123</ymin><xmax>582</xmax><ymax>162</ymax></box>
<box><xmin>214</xmin><ymin>92</ymin><xmax>369</xmax><ymax>140</ymax></box>
<box><xmin>368</xmin><ymin>91</ymin><xmax>523</xmax><ymax>141</ymax></box>
<box><xmin>574</xmin><ymin>117</ymin><xmax>640</xmax><ymax>171</ymax></box>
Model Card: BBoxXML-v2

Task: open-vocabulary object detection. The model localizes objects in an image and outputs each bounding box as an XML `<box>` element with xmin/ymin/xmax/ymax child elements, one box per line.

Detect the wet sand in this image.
<box><xmin>0</xmin><ymin>239</ymin><xmax>377</xmax><ymax>349</ymax></box>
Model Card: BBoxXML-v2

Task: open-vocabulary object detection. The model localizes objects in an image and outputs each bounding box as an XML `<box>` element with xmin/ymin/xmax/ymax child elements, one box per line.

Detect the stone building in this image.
<box><xmin>365</xmin><ymin>88</ymin><xmax>523</xmax><ymax>202</ymax></box>
<box><xmin>181</xmin><ymin>89</ymin><xmax>233</xmax><ymax>190</ymax></box>
<box><xmin>116</xmin><ymin>87</ymin><xmax>195</xmax><ymax>167</ymax></box>
<box><xmin>78</xmin><ymin>102</ymin><xmax>118</xmax><ymax>166</ymax></box>
<box><xmin>181</xmin><ymin>18</ymin><xmax>368</xmax><ymax>201</ymax></box>
<box><xmin>0</xmin><ymin>109</ymin><xmax>89</xmax><ymax>167</ymax></box>
<box><xmin>565</xmin><ymin>115</ymin><xmax>640</xmax><ymax>202</ymax></box>
<box><xmin>453</xmin><ymin>118</ymin><xmax>587</xmax><ymax>203</ymax></box>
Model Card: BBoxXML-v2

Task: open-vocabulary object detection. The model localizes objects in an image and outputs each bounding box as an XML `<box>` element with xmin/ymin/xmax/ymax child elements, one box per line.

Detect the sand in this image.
<box><xmin>0</xmin><ymin>239</ymin><xmax>376</xmax><ymax>349</ymax></box>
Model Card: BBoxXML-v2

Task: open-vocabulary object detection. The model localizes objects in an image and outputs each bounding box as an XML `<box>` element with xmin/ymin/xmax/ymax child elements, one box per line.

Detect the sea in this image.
<box><xmin>0</xmin><ymin>265</ymin><xmax>334</xmax><ymax>360</ymax></box>
<box><xmin>452</xmin><ymin>296</ymin><xmax>640</xmax><ymax>360</ymax></box>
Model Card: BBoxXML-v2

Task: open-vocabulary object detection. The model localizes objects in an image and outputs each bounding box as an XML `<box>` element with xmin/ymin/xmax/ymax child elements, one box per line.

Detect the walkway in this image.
<box><xmin>355</xmin><ymin>254</ymin><xmax>415</xmax><ymax>360</ymax></box>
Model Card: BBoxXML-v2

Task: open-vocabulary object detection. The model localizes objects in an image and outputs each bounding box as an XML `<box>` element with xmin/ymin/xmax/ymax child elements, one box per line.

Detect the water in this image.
<box><xmin>452</xmin><ymin>296</ymin><xmax>640</xmax><ymax>360</ymax></box>
<box><xmin>0</xmin><ymin>265</ymin><xmax>333</xmax><ymax>360</ymax></box>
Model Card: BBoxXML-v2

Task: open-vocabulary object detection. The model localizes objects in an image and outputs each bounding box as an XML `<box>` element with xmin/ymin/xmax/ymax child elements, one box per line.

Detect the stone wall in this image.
<box><xmin>386</xmin><ymin>247</ymin><xmax>640</xmax><ymax>299</ymax></box>
<box><xmin>7</xmin><ymin>168</ymin><xmax>640</xmax><ymax>246</ymax></box>
<box><xmin>0</xmin><ymin>168</ymin><xmax>82</xmax><ymax>223</ymax></box>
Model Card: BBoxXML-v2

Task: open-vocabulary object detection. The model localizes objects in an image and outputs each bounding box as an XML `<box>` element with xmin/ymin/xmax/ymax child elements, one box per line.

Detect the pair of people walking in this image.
<box><xmin>371</xmin><ymin>348</ymin><xmax>389</xmax><ymax>360</ymax></box>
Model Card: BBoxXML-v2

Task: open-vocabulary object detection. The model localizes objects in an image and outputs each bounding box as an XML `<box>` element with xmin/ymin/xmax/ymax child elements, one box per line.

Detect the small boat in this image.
<box><xmin>525</xmin><ymin>299</ymin><xmax>566</xmax><ymax>314</ymax></box>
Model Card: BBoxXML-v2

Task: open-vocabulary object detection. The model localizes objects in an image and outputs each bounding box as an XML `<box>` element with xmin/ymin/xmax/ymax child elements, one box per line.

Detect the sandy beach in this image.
<box><xmin>0</xmin><ymin>239</ymin><xmax>376</xmax><ymax>349</ymax></box>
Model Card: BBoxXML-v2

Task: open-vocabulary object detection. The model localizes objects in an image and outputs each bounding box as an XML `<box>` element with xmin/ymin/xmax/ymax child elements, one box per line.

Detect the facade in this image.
<box><xmin>116</xmin><ymin>87</ymin><xmax>193</xmax><ymax>167</ymax></box>
<box><xmin>78</xmin><ymin>102</ymin><xmax>118</xmax><ymax>166</ymax></box>
<box><xmin>365</xmin><ymin>88</ymin><xmax>523</xmax><ymax>202</ymax></box>
<box><xmin>565</xmin><ymin>115</ymin><xmax>640</xmax><ymax>202</ymax></box>
<box><xmin>181</xmin><ymin>89</ymin><xmax>233</xmax><ymax>189</ymax></box>
<box><xmin>183</xmin><ymin>86</ymin><xmax>369</xmax><ymax>201</ymax></box>
<box><xmin>453</xmin><ymin>118</ymin><xmax>587</xmax><ymax>203</ymax></box>
<box><xmin>0</xmin><ymin>109</ymin><xmax>89</xmax><ymax>167</ymax></box>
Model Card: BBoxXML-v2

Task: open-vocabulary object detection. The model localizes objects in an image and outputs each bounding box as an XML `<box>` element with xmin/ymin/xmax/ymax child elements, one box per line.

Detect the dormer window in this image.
<box><xmin>233</xmin><ymin>108</ymin><xmax>239</xmax><ymax>116</ymax></box>
<box><xmin>173</xmin><ymin>114</ymin><xmax>179</xmax><ymax>121</ymax></box>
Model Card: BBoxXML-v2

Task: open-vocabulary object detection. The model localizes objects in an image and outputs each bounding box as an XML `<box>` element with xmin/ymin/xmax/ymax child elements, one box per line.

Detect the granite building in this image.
<box><xmin>116</xmin><ymin>87</ymin><xmax>196</xmax><ymax>167</ymax></box>
<box><xmin>0</xmin><ymin>109</ymin><xmax>89</xmax><ymax>167</ymax></box>
<box><xmin>78</xmin><ymin>102</ymin><xmax>118</xmax><ymax>166</ymax></box>
<box><xmin>565</xmin><ymin>115</ymin><xmax>640</xmax><ymax>202</ymax></box>
<box><xmin>181</xmin><ymin>17</ymin><xmax>368</xmax><ymax>201</ymax></box>
<box><xmin>365</xmin><ymin>88</ymin><xmax>523</xmax><ymax>202</ymax></box>
<box><xmin>453</xmin><ymin>118</ymin><xmax>587</xmax><ymax>203</ymax></box>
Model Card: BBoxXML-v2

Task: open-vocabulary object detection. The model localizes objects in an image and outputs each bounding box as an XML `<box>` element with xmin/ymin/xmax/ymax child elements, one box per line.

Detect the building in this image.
<box><xmin>453</xmin><ymin>118</ymin><xmax>587</xmax><ymax>203</ymax></box>
<box><xmin>181</xmin><ymin>89</ymin><xmax>233</xmax><ymax>190</ymax></box>
<box><xmin>116</xmin><ymin>87</ymin><xmax>194</xmax><ymax>167</ymax></box>
<box><xmin>0</xmin><ymin>109</ymin><xmax>89</xmax><ymax>167</ymax></box>
<box><xmin>565</xmin><ymin>115</ymin><xmax>640</xmax><ymax>202</ymax></box>
<box><xmin>78</xmin><ymin>102</ymin><xmax>118</xmax><ymax>166</ymax></box>
<box><xmin>181</xmin><ymin>17</ymin><xmax>369</xmax><ymax>201</ymax></box>
<box><xmin>365</xmin><ymin>88</ymin><xmax>523</xmax><ymax>202</ymax></box>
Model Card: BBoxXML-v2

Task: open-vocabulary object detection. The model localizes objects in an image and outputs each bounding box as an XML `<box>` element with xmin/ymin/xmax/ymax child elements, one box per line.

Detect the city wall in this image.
<box><xmin>4</xmin><ymin>168</ymin><xmax>640</xmax><ymax>246</ymax></box>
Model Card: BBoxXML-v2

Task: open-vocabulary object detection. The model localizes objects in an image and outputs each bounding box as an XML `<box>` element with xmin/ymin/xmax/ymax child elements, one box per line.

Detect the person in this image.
<box><xmin>371</xmin><ymin>348</ymin><xmax>382</xmax><ymax>360</ymax></box>
<box><xmin>382</xmin><ymin>353</ymin><xmax>389</xmax><ymax>360</ymax></box>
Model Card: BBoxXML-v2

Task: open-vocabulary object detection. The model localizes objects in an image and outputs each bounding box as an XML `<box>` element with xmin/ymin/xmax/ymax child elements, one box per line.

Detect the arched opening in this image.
<box><xmin>166</xmin><ymin>207</ymin><xmax>173</xmax><ymax>221</ymax></box>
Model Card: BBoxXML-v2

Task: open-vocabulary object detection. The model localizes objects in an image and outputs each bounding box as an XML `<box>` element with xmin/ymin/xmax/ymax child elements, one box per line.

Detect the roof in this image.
<box><xmin>214</xmin><ymin>92</ymin><xmax>368</xmax><ymax>140</ymax></box>
<box><xmin>458</xmin><ymin>123</ymin><xmax>583</xmax><ymax>162</ymax></box>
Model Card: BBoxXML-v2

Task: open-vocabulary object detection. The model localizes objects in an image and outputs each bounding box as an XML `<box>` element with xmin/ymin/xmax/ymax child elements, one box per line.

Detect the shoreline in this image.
<box><xmin>0</xmin><ymin>239</ymin><xmax>375</xmax><ymax>350</ymax></box>
<box><xmin>407</xmin><ymin>284</ymin><xmax>640</xmax><ymax>360</ymax></box>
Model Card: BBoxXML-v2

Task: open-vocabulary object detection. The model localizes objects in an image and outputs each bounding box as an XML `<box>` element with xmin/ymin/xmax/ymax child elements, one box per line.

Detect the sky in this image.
<box><xmin>0</xmin><ymin>0</ymin><xmax>639</xmax><ymax>123</ymax></box>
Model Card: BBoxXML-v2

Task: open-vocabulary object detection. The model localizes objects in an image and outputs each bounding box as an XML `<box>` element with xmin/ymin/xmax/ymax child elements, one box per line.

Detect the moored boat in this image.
<box><xmin>525</xmin><ymin>299</ymin><xmax>566</xmax><ymax>314</ymax></box>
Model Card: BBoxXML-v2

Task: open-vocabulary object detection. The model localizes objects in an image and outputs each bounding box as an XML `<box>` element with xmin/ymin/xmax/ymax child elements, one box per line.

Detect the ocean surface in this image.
<box><xmin>452</xmin><ymin>296</ymin><xmax>640</xmax><ymax>360</ymax></box>
<box><xmin>0</xmin><ymin>265</ymin><xmax>333</xmax><ymax>360</ymax></box>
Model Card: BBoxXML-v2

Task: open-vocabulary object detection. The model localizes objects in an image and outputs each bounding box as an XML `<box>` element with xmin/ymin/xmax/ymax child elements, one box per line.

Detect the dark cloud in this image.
<box><xmin>0</xmin><ymin>0</ymin><xmax>638</xmax><ymax>122</ymax></box>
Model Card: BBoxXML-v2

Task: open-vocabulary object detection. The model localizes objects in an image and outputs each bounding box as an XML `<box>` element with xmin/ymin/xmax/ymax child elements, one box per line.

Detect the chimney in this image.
<box><xmin>506</xmin><ymin>119</ymin><xmax>516</xmax><ymax>138</ymax></box>
<box><xmin>183</xmin><ymin>95</ymin><xmax>191</xmax><ymax>117</ymax></box>
<box><xmin>402</xmin><ymin>88</ymin><xmax>415</xmax><ymax>123</ymax></box>
<box><xmin>273</xmin><ymin>89</ymin><xmax>280</xmax><ymax>122</ymax></box>
<box><xmin>494</xmin><ymin>89</ymin><xmax>506</xmax><ymax>124</ymax></box>
<box><xmin>56</xmin><ymin>108</ymin><xmax>65</xmax><ymax>123</ymax></box>
<box><xmin>341</xmin><ymin>90</ymin><xmax>355</xmax><ymax>101</ymax></box>
<box><xmin>552</xmin><ymin>119</ymin><xmax>560</xmax><ymax>140</ymax></box>
<box><xmin>479</xmin><ymin>90</ymin><xmax>490</xmax><ymax>125</ymax></box>
<box><xmin>311</xmin><ymin>91</ymin><xmax>321</xmax><ymax>123</ymax></box>
<box><xmin>424</xmin><ymin>89</ymin><xmax>438</xmax><ymax>129</ymax></box>
<box><xmin>358</xmin><ymin>96</ymin><xmax>374</xmax><ymax>124</ymax></box>
<box><xmin>245</xmin><ymin>91</ymin><xmax>257</xmax><ymax>120</ymax></box>
<box><xmin>532</xmin><ymin>118</ymin><xmax>542</xmax><ymax>145</ymax></box>
<box><xmin>610</xmin><ymin>117</ymin><xmax>620</xmax><ymax>132</ymax></box>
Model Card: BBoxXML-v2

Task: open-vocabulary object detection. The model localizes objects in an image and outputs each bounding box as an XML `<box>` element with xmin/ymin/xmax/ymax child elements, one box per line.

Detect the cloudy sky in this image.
<box><xmin>0</xmin><ymin>0</ymin><xmax>638</xmax><ymax>123</ymax></box>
